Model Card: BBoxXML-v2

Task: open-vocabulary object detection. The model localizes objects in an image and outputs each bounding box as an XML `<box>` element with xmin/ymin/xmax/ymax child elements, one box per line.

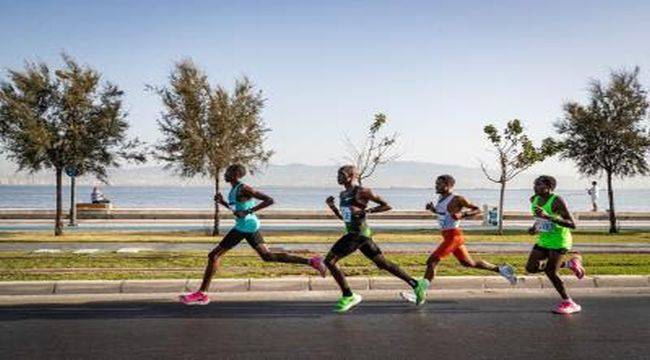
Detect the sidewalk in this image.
<box><xmin>0</xmin><ymin>275</ymin><xmax>648</xmax><ymax>296</ymax></box>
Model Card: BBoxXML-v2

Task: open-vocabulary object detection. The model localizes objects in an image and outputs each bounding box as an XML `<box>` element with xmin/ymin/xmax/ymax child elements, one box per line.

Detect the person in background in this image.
<box><xmin>587</xmin><ymin>181</ymin><xmax>599</xmax><ymax>212</ymax></box>
<box><xmin>91</xmin><ymin>187</ymin><xmax>110</xmax><ymax>204</ymax></box>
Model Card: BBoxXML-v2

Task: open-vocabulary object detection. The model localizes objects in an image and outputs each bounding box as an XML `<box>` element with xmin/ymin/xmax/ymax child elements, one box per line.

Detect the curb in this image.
<box><xmin>0</xmin><ymin>275</ymin><xmax>647</xmax><ymax>296</ymax></box>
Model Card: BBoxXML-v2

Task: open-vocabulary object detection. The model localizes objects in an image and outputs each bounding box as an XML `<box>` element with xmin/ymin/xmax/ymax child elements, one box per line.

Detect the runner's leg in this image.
<box><xmin>198</xmin><ymin>229</ymin><xmax>246</xmax><ymax>291</ymax></box>
<box><xmin>324</xmin><ymin>233</ymin><xmax>359</xmax><ymax>296</ymax></box>
<box><xmin>454</xmin><ymin>245</ymin><xmax>499</xmax><ymax>272</ymax></box>
<box><xmin>545</xmin><ymin>250</ymin><xmax>569</xmax><ymax>300</ymax></box>
<box><xmin>525</xmin><ymin>247</ymin><xmax>549</xmax><ymax>274</ymax></box>
<box><xmin>254</xmin><ymin>243</ymin><xmax>310</xmax><ymax>265</ymax></box>
<box><xmin>364</xmin><ymin>241</ymin><xmax>417</xmax><ymax>288</ymax></box>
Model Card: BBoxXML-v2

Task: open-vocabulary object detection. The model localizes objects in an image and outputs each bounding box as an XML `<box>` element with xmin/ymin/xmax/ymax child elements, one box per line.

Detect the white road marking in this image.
<box><xmin>116</xmin><ymin>247</ymin><xmax>153</xmax><ymax>253</ymax></box>
<box><xmin>34</xmin><ymin>249</ymin><xmax>62</xmax><ymax>253</ymax></box>
<box><xmin>73</xmin><ymin>249</ymin><xmax>100</xmax><ymax>254</ymax></box>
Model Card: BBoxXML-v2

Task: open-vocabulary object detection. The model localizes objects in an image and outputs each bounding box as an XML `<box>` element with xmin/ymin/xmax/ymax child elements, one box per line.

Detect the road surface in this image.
<box><xmin>0</xmin><ymin>290</ymin><xmax>648</xmax><ymax>359</ymax></box>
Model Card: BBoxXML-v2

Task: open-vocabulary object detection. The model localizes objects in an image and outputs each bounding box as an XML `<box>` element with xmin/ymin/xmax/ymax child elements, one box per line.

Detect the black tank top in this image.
<box><xmin>339</xmin><ymin>186</ymin><xmax>367</xmax><ymax>233</ymax></box>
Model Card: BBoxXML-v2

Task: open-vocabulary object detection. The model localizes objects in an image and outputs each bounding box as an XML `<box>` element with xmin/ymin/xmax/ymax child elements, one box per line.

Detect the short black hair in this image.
<box><xmin>437</xmin><ymin>174</ymin><xmax>456</xmax><ymax>187</ymax></box>
<box><xmin>338</xmin><ymin>165</ymin><xmax>358</xmax><ymax>179</ymax></box>
<box><xmin>535</xmin><ymin>175</ymin><xmax>557</xmax><ymax>190</ymax></box>
<box><xmin>227</xmin><ymin>164</ymin><xmax>247</xmax><ymax>178</ymax></box>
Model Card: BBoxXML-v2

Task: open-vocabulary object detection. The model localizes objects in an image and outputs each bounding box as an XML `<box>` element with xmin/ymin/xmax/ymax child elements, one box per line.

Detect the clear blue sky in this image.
<box><xmin>1</xmin><ymin>0</ymin><xmax>649</xmax><ymax>173</ymax></box>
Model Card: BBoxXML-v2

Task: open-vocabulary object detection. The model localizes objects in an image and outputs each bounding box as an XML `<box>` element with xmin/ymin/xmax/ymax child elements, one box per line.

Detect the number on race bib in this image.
<box><xmin>341</xmin><ymin>207</ymin><xmax>353</xmax><ymax>223</ymax></box>
<box><xmin>535</xmin><ymin>218</ymin><xmax>554</xmax><ymax>233</ymax></box>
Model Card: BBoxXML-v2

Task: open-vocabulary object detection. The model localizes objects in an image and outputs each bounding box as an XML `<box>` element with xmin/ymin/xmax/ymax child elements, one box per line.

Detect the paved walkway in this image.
<box><xmin>1</xmin><ymin>241</ymin><xmax>649</xmax><ymax>253</ymax></box>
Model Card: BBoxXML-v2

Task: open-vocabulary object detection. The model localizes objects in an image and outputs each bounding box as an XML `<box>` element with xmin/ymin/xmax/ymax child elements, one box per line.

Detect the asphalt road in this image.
<box><xmin>0</xmin><ymin>291</ymin><xmax>648</xmax><ymax>359</ymax></box>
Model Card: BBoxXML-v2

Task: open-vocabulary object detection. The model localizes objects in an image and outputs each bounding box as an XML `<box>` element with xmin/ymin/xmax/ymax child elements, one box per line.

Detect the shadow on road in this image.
<box><xmin>0</xmin><ymin>298</ymin><xmax>561</xmax><ymax>322</ymax></box>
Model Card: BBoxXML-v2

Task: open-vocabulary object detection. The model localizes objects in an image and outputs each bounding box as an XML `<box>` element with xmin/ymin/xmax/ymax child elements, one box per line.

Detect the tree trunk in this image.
<box><xmin>68</xmin><ymin>175</ymin><xmax>77</xmax><ymax>227</ymax></box>
<box><xmin>606</xmin><ymin>171</ymin><xmax>617</xmax><ymax>234</ymax></box>
<box><xmin>497</xmin><ymin>180</ymin><xmax>506</xmax><ymax>235</ymax></box>
<box><xmin>55</xmin><ymin>167</ymin><xmax>63</xmax><ymax>236</ymax></box>
<box><xmin>212</xmin><ymin>174</ymin><xmax>220</xmax><ymax>236</ymax></box>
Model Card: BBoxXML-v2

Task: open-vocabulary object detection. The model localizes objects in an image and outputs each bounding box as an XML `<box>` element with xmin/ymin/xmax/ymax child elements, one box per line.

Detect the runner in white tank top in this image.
<box><xmin>401</xmin><ymin>174</ymin><xmax>517</xmax><ymax>305</ymax></box>
<box><xmin>435</xmin><ymin>193</ymin><xmax>460</xmax><ymax>230</ymax></box>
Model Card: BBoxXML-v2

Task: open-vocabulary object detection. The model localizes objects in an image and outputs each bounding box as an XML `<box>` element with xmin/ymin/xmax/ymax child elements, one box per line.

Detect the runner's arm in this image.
<box><xmin>239</xmin><ymin>185</ymin><xmax>274</xmax><ymax>216</ymax></box>
<box><xmin>326</xmin><ymin>196</ymin><xmax>343</xmax><ymax>220</ymax></box>
<box><xmin>214</xmin><ymin>193</ymin><xmax>231</xmax><ymax>210</ymax></box>
<box><xmin>455</xmin><ymin>196</ymin><xmax>482</xmax><ymax>219</ymax></box>
<box><xmin>549</xmin><ymin>196</ymin><xmax>576</xmax><ymax>229</ymax></box>
<box><xmin>363</xmin><ymin>189</ymin><xmax>392</xmax><ymax>214</ymax></box>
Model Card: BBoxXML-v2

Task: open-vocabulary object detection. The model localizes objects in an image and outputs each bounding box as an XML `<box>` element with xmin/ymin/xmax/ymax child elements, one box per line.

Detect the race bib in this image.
<box><xmin>534</xmin><ymin>218</ymin><xmax>554</xmax><ymax>233</ymax></box>
<box><xmin>438</xmin><ymin>216</ymin><xmax>451</xmax><ymax>229</ymax></box>
<box><xmin>341</xmin><ymin>207</ymin><xmax>353</xmax><ymax>223</ymax></box>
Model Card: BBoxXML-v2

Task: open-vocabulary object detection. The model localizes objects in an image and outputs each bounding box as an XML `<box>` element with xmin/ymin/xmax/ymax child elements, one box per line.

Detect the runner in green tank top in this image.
<box><xmin>525</xmin><ymin>176</ymin><xmax>586</xmax><ymax>314</ymax></box>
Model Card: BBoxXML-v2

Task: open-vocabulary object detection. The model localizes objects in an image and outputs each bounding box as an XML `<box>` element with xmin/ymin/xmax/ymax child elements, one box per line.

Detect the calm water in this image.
<box><xmin>0</xmin><ymin>185</ymin><xmax>648</xmax><ymax>211</ymax></box>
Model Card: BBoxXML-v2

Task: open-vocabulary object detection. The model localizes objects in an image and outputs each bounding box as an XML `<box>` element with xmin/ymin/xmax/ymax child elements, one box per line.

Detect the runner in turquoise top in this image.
<box><xmin>228</xmin><ymin>182</ymin><xmax>260</xmax><ymax>233</ymax></box>
<box><xmin>525</xmin><ymin>176</ymin><xmax>586</xmax><ymax>314</ymax></box>
<box><xmin>180</xmin><ymin>164</ymin><xmax>327</xmax><ymax>306</ymax></box>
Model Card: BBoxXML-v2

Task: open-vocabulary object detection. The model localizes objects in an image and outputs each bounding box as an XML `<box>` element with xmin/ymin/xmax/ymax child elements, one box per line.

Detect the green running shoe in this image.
<box><xmin>414</xmin><ymin>279</ymin><xmax>429</xmax><ymax>305</ymax></box>
<box><xmin>334</xmin><ymin>293</ymin><xmax>363</xmax><ymax>313</ymax></box>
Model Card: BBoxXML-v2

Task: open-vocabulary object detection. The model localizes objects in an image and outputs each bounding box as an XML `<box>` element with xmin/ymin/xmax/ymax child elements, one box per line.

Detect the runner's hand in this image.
<box><xmin>528</xmin><ymin>226</ymin><xmax>538</xmax><ymax>235</ymax></box>
<box><xmin>451</xmin><ymin>212</ymin><xmax>464</xmax><ymax>220</ymax></box>
<box><xmin>425</xmin><ymin>202</ymin><xmax>434</xmax><ymax>211</ymax></box>
<box><xmin>215</xmin><ymin>193</ymin><xmax>224</xmax><ymax>203</ymax></box>
<box><xmin>534</xmin><ymin>206</ymin><xmax>548</xmax><ymax>219</ymax></box>
<box><xmin>326</xmin><ymin>196</ymin><xmax>336</xmax><ymax>207</ymax></box>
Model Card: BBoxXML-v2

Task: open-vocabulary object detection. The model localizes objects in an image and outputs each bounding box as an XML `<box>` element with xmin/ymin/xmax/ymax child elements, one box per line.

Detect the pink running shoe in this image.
<box><xmin>179</xmin><ymin>291</ymin><xmax>210</xmax><ymax>305</ymax></box>
<box><xmin>310</xmin><ymin>256</ymin><xmax>328</xmax><ymax>278</ymax></box>
<box><xmin>552</xmin><ymin>299</ymin><xmax>582</xmax><ymax>314</ymax></box>
<box><xmin>567</xmin><ymin>256</ymin><xmax>585</xmax><ymax>279</ymax></box>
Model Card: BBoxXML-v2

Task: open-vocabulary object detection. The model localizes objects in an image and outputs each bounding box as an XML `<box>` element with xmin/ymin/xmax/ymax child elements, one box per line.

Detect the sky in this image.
<box><xmin>1</xmin><ymin>0</ymin><xmax>650</xmax><ymax>177</ymax></box>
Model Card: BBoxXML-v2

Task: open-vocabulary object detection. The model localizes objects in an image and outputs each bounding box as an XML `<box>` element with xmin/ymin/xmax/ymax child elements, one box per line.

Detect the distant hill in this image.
<box><xmin>0</xmin><ymin>161</ymin><xmax>648</xmax><ymax>189</ymax></box>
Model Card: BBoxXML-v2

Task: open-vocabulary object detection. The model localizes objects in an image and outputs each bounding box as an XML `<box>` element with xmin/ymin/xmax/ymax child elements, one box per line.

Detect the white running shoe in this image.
<box><xmin>400</xmin><ymin>291</ymin><xmax>417</xmax><ymax>304</ymax></box>
<box><xmin>498</xmin><ymin>264</ymin><xmax>517</xmax><ymax>285</ymax></box>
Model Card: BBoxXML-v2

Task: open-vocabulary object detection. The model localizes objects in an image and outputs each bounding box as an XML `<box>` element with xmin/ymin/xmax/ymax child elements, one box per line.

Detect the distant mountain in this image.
<box><xmin>0</xmin><ymin>161</ymin><xmax>648</xmax><ymax>189</ymax></box>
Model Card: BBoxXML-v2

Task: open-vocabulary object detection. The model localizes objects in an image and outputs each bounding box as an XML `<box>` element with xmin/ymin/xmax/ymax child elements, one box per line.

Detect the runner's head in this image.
<box><xmin>534</xmin><ymin>175</ymin><xmax>556</xmax><ymax>196</ymax></box>
<box><xmin>435</xmin><ymin>174</ymin><xmax>455</xmax><ymax>194</ymax></box>
<box><xmin>225</xmin><ymin>164</ymin><xmax>247</xmax><ymax>182</ymax></box>
<box><xmin>337</xmin><ymin>165</ymin><xmax>358</xmax><ymax>186</ymax></box>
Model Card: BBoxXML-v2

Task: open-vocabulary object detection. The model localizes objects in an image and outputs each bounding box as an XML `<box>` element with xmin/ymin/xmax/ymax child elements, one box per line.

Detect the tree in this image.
<box><xmin>151</xmin><ymin>60</ymin><xmax>272</xmax><ymax>236</ymax></box>
<box><xmin>555</xmin><ymin>67</ymin><xmax>650</xmax><ymax>233</ymax></box>
<box><xmin>344</xmin><ymin>113</ymin><xmax>399</xmax><ymax>185</ymax></box>
<box><xmin>0</xmin><ymin>54</ymin><xmax>145</xmax><ymax>235</ymax></box>
<box><xmin>481</xmin><ymin>119</ymin><xmax>558</xmax><ymax>234</ymax></box>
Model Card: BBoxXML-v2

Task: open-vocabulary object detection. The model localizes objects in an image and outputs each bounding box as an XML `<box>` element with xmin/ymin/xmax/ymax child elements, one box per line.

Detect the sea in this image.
<box><xmin>0</xmin><ymin>185</ymin><xmax>648</xmax><ymax>211</ymax></box>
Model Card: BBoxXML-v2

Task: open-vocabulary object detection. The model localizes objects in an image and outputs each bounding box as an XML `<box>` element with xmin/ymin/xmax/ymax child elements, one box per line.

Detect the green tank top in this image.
<box><xmin>531</xmin><ymin>194</ymin><xmax>572</xmax><ymax>250</ymax></box>
<box><xmin>228</xmin><ymin>183</ymin><xmax>260</xmax><ymax>233</ymax></box>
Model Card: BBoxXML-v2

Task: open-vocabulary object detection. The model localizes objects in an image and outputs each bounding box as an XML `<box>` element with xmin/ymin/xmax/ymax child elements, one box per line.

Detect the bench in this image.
<box><xmin>76</xmin><ymin>203</ymin><xmax>113</xmax><ymax>212</ymax></box>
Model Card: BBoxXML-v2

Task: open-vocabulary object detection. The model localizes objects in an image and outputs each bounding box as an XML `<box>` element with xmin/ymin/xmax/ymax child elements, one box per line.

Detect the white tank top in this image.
<box><xmin>435</xmin><ymin>194</ymin><xmax>459</xmax><ymax>230</ymax></box>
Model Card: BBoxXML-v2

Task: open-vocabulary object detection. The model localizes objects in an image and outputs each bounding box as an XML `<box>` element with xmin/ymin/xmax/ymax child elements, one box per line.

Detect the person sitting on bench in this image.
<box><xmin>91</xmin><ymin>187</ymin><xmax>111</xmax><ymax>204</ymax></box>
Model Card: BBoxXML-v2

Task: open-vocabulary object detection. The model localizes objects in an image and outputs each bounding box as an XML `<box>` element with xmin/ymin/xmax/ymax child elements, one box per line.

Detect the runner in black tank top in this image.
<box><xmin>323</xmin><ymin>165</ymin><xmax>428</xmax><ymax>313</ymax></box>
